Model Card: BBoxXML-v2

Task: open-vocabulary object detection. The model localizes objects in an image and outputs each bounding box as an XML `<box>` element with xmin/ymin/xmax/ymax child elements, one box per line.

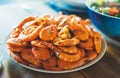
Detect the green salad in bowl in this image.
<box><xmin>91</xmin><ymin>0</ymin><xmax>120</xmax><ymax>18</ymax></box>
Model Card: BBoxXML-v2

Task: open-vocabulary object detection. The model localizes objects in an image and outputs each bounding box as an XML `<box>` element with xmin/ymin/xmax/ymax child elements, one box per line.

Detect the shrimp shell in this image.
<box><xmin>39</xmin><ymin>25</ymin><xmax>57</xmax><ymax>41</ymax></box>
<box><xmin>73</xmin><ymin>26</ymin><xmax>89</xmax><ymax>41</ymax></box>
<box><xmin>87</xmin><ymin>50</ymin><xmax>97</xmax><ymax>61</ymax></box>
<box><xmin>19</xmin><ymin>25</ymin><xmax>44</xmax><ymax>41</ymax></box>
<box><xmin>42</xmin><ymin>57</ymin><xmax>57</xmax><ymax>68</ymax></box>
<box><xmin>21</xmin><ymin>48</ymin><xmax>41</xmax><ymax>67</ymax></box>
<box><xmin>80</xmin><ymin>49</ymin><xmax>86</xmax><ymax>58</ymax></box>
<box><xmin>10</xmin><ymin>27</ymin><xmax>23</xmax><ymax>38</ymax></box>
<box><xmin>18</xmin><ymin>16</ymin><xmax>37</xmax><ymax>28</ymax></box>
<box><xmin>58</xmin><ymin>46</ymin><xmax>78</xmax><ymax>54</ymax></box>
<box><xmin>31</xmin><ymin>40</ymin><xmax>47</xmax><ymax>48</ymax></box>
<box><xmin>57</xmin><ymin>58</ymin><xmax>87</xmax><ymax>70</ymax></box>
<box><xmin>10</xmin><ymin>52</ymin><xmax>29</xmax><ymax>65</ymax></box>
<box><xmin>93</xmin><ymin>32</ymin><xmax>102</xmax><ymax>54</ymax></box>
<box><xmin>58</xmin><ymin>49</ymin><xmax>81</xmax><ymax>62</ymax></box>
<box><xmin>54</xmin><ymin>38</ymin><xmax>80</xmax><ymax>46</ymax></box>
<box><xmin>10</xmin><ymin>16</ymin><xmax>37</xmax><ymax>38</ymax></box>
<box><xmin>7</xmin><ymin>45</ymin><xmax>24</xmax><ymax>52</ymax></box>
<box><xmin>68</xmin><ymin>24</ymin><xmax>89</xmax><ymax>41</ymax></box>
<box><xmin>6</xmin><ymin>38</ymin><xmax>29</xmax><ymax>47</ymax></box>
<box><xmin>32</xmin><ymin>47</ymin><xmax>51</xmax><ymax>60</ymax></box>
<box><xmin>38</xmin><ymin>41</ymin><xmax>63</xmax><ymax>54</ymax></box>
<box><xmin>79</xmin><ymin>38</ymin><xmax>94</xmax><ymax>50</ymax></box>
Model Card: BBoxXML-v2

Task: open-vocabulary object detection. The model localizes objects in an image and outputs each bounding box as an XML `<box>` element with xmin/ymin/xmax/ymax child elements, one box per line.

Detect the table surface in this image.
<box><xmin>0</xmin><ymin>0</ymin><xmax>120</xmax><ymax>78</ymax></box>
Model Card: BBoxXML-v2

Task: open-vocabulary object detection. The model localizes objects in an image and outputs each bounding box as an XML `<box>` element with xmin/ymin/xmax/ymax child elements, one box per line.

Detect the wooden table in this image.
<box><xmin>0</xmin><ymin>1</ymin><xmax>120</xmax><ymax>78</ymax></box>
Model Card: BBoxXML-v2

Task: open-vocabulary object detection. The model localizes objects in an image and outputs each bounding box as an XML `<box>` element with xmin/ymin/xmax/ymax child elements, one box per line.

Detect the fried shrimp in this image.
<box><xmin>31</xmin><ymin>40</ymin><xmax>47</xmax><ymax>48</ymax></box>
<box><xmin>93</xmin><ymin>32</ymin><xmax>102</xmax><ymax>54</ymax></box>
<box><xmin>18</xmin><ymin>16</ymin><xmax>37</xmax><ymax>28</ymax></box>
<box><xmin>54</xmin><ymin>38</ymin><xmax>80</xmax><ymax>46</ymax></box>
<box><xmin>10</xmin><ymin>16</ymin><xmax>37</xmax><ymax>38</ymax></box>
<box><xmin>87</xmin><ymin>50</ymin><xmax>97</xmax><ymax>61</ymax></box>
<box><xmin>58</xmin><ymin>46</ymin><xmax>78</xmax><ymax>54</ymax></box>
<box><xmin>6</xmin><ymin>38</ymin><xmax>28</xmax><ymax>47</ymax></box>
<box><xmin>58</xmin><ymin>49</ymin><xmax>81</xmax><ymax>62</ymax></box>
<box><xmin>79</xmin><ymin>38</ymin><xmax>94</xmax><ymax>50</ymax></box>
<box><xmin>10</xmin><ymin>52</ymin><xmax>29</xmax><ymax>65</ymax></box>
<box><xmin>42</xmin><ymin>57</ymin><xmax>63</xmax><ymax>71</ymax></box>
<box><xmin>57</xmin><ymin>58</ymin><xmax>86</xmax><ymax>70</ymax></box>
<box><xmin>42</xmin><ymin>57</ymin><xmax>57</xmax><ymax>68</ymax></box>
<box><xmin>19</xmin><ymin>25</ymin><xmax>44</xmax><ymax>41</ymax></box>
<box><xmin>80</xmin><ymin>49</ymin><xmax>86</xmax><ymax>58</ymax></box>
<box><xmin>32</xmin><ymin>47</ymin><xmax>51</xmax><ymax>60</ymax></box>
<box><xmin>39</xmin><ymin>25</ymin><xmax>57</xmax><ymax>41</ymax></box>
<box><xmin>6</xmin><ymin>14</ymin><xmax>103</xmax><ymax>71</ymax></box>
<box><xmin>7</xmin><ymin>45</ymin><xmax>24</xmax><ymax>52</ymax></box>
<box><xmin>73</xmin><ymin>25</ymin><xmax>89</xmax><ymax>41</ymax></box>
<box><xmin>10</xmin><ymin>27</ymin><xmax>23</xmax><ymax>38</ymax></box>
<box><xmin>21</xmin><ymin>48</ymin><xmax>41</xmax><ymax>67</ymax></box>
<box><xmin>37</xmin><ymin>41</ymin><xmax>63</xmax><ymax>54</ymax></box>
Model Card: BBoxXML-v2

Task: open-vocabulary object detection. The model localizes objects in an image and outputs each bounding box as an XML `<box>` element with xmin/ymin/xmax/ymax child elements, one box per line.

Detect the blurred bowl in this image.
<box><xmin>60</xmin><ymin>0</ymin><xmax>86</xmax><ymax>8</ymax></box>
<box><xmin>86</xmin><ymin>0</ymin><xmax>120</xmax><ymax>37</ymax></box>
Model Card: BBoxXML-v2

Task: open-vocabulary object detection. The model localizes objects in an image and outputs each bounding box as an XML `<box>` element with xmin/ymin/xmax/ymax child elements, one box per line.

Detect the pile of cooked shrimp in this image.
<box><xmin>6</xmin><ymin>13</ymin><xmax>102</xmax><ymax>71</ymax></box>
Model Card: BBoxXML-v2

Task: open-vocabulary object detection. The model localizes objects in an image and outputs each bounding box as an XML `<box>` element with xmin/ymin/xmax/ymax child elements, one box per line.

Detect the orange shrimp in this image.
<box><xmin>87</xmin><ymin>50</ymin><xmax>97</xmax><ymax>61</ymax></box>
<box><xmin>39</xmin><ymin>25</ymin><xmax>57</xmax><ymax>41</ymax></box>
<box><xmin>58</xmin><ymin>49</ymin><xmax>81</xmax><ymax>62</ymax></box>
<box><xmin>57</xmin><ymin>58</ymin><xmax>87</xmax><ymax>70</ymax></box>
<box><xmin>10</xmin><ymin>27</ymin><xmax>23</xmax><ymax>38</ymax></box>
<box><xmin>7</xmin><ymin>45</ymin><xmax>24</xmax><ymax>52</ymax></box>
<box><xmin>42</xmin><ymin>57</ymin><xmax>57</xmax><ymax>68</ymax></box>
<box><xmin>37</xmin><ymin>41</ymin><xmax>63</xmax><ymax>54</ymax></box>
<box><xmin>42</xmin><ymin>57</ymin><xmax>63</xmax><ymax>71</ymax></box>
<box><xmin>10</xmin><ymin>52</ymin><xmax>29</xmax><ymax>65</ymax></box>
<box><xmin>6</xmin><ymin>38</ymin><xmax>29</xmax><ymax>47</ymax></box>
<box><xmin>18</xmin><ymin>16</ymin><xmax>37</xmax><ymax>28</ymax></box>
<box><xmin>32</xmin><ymin>47</ymin><xmax>51</xmax><ymax>60</ymax></box>
<box><xmin>73</xmin><ymin>25</ymin><xmax>89</xmax><ymax>41</ymax></box>
<box><xmin>31</xmin><ymin>14</ymin><xmax>57</xmax><ymax>27</ymax></box>
<box><xmin>58</xmin><ymin>46</ymin><xmax>78</xmax><ymax>54</ymax></box>
<box><xmin>83</xmin><ymin>24</ymin><xmax>94</xmax><ymax>38</ymax></box>
<box><xmin>79</xmin><ymin>18</ymin><xmax>91</xmax><ymax>25</ymax></box>
<box><xmin>19</xmin><ymin>25</ymin><xmax>44</xmax><ymax>41</ymax></box>
<box><xmin>21</xmin><ymin>48</ymin><xmax>41</xmax><ymax>67</ymax></box>
<box><xmin>31</xmin><ymin>40</ymin><xmax>47</xmax><ymax>48</ymax></box>
<box><xmin>10</xmin><ymin>16</ymin><xmax>37</xmax><ymax>38</ymax></box>
<box><xmin>56</xmin><ymin>14</ymin><xmax>68</xmax><ymax>27</ymax></box>
<box><xmin>93</xmin><ymin>32</ymin><xmax>102</xmax><ymax>54</ymax></box>
<box><xmin>80</xmin><ymin>49</ymin><xmax>86</xmax><ymax>58</ymax></box>
<box><xmin>54</xmin><ymin>38</ymin><xmax>80</xmax><ymax>46</ymax></box>
<box><xmin>79</xmin><ymin>38</ymin><xmax>94</xmax><ymax>50</ymax></box>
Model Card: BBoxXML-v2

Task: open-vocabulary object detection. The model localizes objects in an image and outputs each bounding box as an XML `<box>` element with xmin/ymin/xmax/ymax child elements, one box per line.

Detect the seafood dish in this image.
<box><xmin>6</xmin><ymin>13</ymin><xmax>105</xmax><ymax>72</ymax></box>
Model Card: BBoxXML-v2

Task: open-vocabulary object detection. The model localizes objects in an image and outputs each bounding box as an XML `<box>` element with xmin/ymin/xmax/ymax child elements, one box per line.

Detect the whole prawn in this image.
<box><xmin>10</xmin><ymin>16</ymin><xmax>37</xmax><ymax>38</ymax></box>
<box><xmin>57</xmin><ymin>58</ymin><xmax>87</xmax><ymax>70</ymax></box>
<box><xmin>39</xmin><ymin>25</ymin><xmax>57</xmax><ymax>41</ymax></box>
<box><xmin>58</xmin><ymin>49</ymin><xmax>82</xmax><ymax>62</ymax></box>
<box><xmin>21</xmin><ymin>48</ymin><xmax>41</xmax><ymax>67</ymax></box>
<box><xmin>19</xmin><ymin>25</ymin><xmax>44</xmax><ymax>41</ymax></box>
<box><xmin>32</xmin><ymin>47</ymin><xmax>51</xmax><ymax>60</ymax></box>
